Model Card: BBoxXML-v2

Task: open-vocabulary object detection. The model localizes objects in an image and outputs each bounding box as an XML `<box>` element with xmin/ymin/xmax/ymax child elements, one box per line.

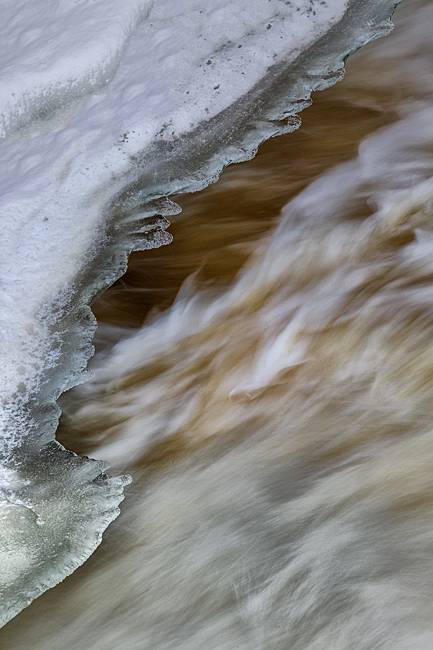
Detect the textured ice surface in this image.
<box><xmin>0</xmin><ymin>443</ymin><xmax>129</xmax><ymax>626</ymax></box>
<box><xmin>0</xmin><ymin>0</ymin><xmax>398</xmax><ymax>627</ymax></box>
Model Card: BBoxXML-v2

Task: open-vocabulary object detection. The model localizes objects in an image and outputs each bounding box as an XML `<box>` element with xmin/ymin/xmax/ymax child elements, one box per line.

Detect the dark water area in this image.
<box><xmin>93</xmin><ymin>88</ymin><xmax>392</xmax><ymax>330</ymax></box>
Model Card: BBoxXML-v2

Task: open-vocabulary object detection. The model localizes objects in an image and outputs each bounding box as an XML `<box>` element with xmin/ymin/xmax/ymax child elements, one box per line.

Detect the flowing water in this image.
<box><xmin>3</xmin><ymin>1</ymin><xmax>433</xmax><ymax>648</ymax></box>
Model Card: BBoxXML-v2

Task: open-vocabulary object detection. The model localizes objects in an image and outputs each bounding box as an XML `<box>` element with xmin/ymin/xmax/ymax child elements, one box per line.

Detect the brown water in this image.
<box><xmin>4</xmin><ymin>2</ymin><xmax>433</xmax><ymax>648</ymax></box>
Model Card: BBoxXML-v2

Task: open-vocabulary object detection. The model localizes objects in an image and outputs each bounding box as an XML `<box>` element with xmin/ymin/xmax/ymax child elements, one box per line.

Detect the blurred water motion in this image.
<box><xmin>4</xmin><ymin>1</ymin><xmax>433</xmax><ymax>648</ymax></box>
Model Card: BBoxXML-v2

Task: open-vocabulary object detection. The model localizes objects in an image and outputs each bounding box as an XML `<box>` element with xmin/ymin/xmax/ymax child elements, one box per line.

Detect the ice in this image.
<box><xmin>0</xmin><ymin>0</ymin><xmax>398</xmax><ymax>626</ymax></box>
<box><xmin>0</xmin><ymin>443</ymin><xmax>129</xmax><ymax>626</ymax></box>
